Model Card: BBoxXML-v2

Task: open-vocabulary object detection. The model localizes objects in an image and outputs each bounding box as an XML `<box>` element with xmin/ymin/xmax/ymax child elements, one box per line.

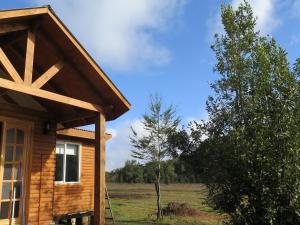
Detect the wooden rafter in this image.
<box><xmin>38</xmin><ymin>32</ymin><xmax>108</xmax><ymax>107</ymax></box>
<box><xmin>57</xmin><ymin>111</ymin><xmax>97</xmax><ymax>124</ymax></box>
<box><xmin>0</xmin><ymin>48</ymin><xmax>23</xmax><ymax>83</ymax></box>
<box><xmin>0</xmin><ymin>22</ymin><xmax>28</xmax><ymax>34</ymax></box>
<box><xmin>7</xmin><ymin>44</ymin><xmax>88</xmax><ymax>121</ymax></box>
<box><xmin>0</xmin><ymin>77</ymin><xmax>104</xmax><ymax>112</ymax></box>
<box><xmin>24</xmin><ymin>29</ymin><xmax>36</xmax><ymax>84</ymax></box>
<box><xmin>32</xmin><ymin>61</ymin><xmax>64</xmax><ymax>88</ymax></box>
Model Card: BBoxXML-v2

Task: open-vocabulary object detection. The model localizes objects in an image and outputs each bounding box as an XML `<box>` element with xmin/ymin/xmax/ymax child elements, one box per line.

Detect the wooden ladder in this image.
<box><xmin>105</xmin><ymin>186</ymin><xmax>116</xmax><ymax>225</ymax></box>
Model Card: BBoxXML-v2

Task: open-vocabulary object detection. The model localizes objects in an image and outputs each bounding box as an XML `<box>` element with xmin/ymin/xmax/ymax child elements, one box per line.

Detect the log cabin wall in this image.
<box><xmin>53</xmin><ymin>136</ymin><xmax>95</xmax><ymax>216</ymax></box>
<box><xmin>30</xmin><ymin>120</ymin><xmax>56</xmax><ymax>225</ymax></box>
<box><xmin>0</xmin><ymin>103</ymin><xmax>56</xmax><ymax>225</ymax></box>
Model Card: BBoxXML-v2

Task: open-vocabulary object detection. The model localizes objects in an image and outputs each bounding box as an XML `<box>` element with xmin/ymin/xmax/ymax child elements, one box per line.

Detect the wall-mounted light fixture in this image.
<box><xmin>43</xmin><ymin>120</ymin><xmax>51</xmax><ymax>134</ymax></box>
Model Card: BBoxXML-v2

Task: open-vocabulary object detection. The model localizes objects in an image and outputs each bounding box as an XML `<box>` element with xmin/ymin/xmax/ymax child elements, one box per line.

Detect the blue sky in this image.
<box><xmin>2</xmin><ymin>0</ymin><xmax>300</xmax><ymax>170</ymax></box>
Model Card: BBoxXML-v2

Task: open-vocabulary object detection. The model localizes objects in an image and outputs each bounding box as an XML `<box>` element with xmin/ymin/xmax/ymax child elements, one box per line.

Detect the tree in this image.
<box><xmin>130</xmin><ymin>94</ymin><xmax>180</xmax><ymax>219</ymax></box>
<box><xmin>121</xmin><ymin>160</ymin><xmax>144</xmax><ymax>183</ymax></box>
<box><xmin>198</xmin><ymin>1</ymin><xmax>300</xmax><ymax>224</ymax></box>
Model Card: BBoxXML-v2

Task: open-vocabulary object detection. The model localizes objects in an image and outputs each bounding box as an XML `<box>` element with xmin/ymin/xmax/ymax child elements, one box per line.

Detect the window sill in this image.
<box><xmin>55</xmin><ymin>181</ymin><xmax>81</xmax><ymax>186</ymax></box>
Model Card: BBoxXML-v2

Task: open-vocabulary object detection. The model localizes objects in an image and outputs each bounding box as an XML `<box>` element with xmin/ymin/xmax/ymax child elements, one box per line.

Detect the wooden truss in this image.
<box><xmin>0</xmin><ymin>22</ymin><xmax>104</xmax><ymax>113</ymax></box>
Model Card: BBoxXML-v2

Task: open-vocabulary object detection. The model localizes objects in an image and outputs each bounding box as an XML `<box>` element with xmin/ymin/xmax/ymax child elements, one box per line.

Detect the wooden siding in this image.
<box><xmin>53</xmin><ymin>139</ymin><xmax>95</xmax><ymax>216</ymax></box>
<box><xmin>0</xmin><ymin>104</ymin><xmax>55</xmax><ymax>225</ymax></box>
<box><xmin>29</xmin><ymin>121</ymin><xmax>56</xmax><ymax>225</ymax></box>
<box><xmin>0</xmin><ymin>104</ymin><xmax>103</xmax><ymax>224</ymax></box>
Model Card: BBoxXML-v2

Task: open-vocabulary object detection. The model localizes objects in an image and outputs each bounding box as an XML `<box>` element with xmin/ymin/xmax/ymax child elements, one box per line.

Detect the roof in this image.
<box><xmin>0</xmin><ymin>6</ymin><xmax>131</xmax><ymax>126</ymax></box>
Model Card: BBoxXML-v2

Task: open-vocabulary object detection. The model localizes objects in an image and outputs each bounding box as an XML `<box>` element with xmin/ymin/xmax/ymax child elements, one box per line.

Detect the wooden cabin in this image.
<box><xmin>55</xmin><ymin>128</ymin><xmax>109</xmax><ymax>223</ymax></box>
<box><xmin>0</xmin><ymin>6</ymin><xmax>130</xmax><ymax>225</ymax></box>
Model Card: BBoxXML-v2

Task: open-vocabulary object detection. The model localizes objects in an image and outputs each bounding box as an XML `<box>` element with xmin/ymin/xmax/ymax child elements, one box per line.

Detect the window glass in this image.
<box><xmin>16</xmin><ymin>129</ymin><xmax>24</xmax><ymax>144</ymax></box>
<box><xmin>65</xmin><ymin>147</ymin><xmax>79</xmax><ymax>182</ymax></box>
<box><xmin>12</xmin><ymin>201</ymin><xmax>19</xmax><ymax>218</ymax></box>
<box><xmin>56</xmin><ymin>144</ymin><xmax>65</xmax><ymax>154</ymax></box>
<box><xmin>6</xmin><ymin>128</ymin><xmax>14</xmax><ymax>144</ymax></box>
<box><xmin>15</xmin><ymin>146</ymin><xmax>22</xmax><ymax>161</ymax></box>
<box><xmin>13</xmin><ymin>165</ymin><xmax>21</xmax><ymax>180</ymax></box>
<box><xmin>0</xmin><ymin>202</ymin><xmax>9</xmax><ymax>219</ymax></box>
<box><xmin>1</xmin><ymin>182</ymin><xmax>11</xmax><ymax>199</ymax></box>
<box><xmin>5</xmin><ymin>146</ymin><xmax>13</xmax><ymax>162</ymax></box>
<box><xmin>13</xmin><ymin>182</ymin><xmax>21</xmax><ymax>199</ymax></box>
<box><xmin>55</xmin><ymin>143</ymin><xmax>80</xmax><ymax>183</ymax></box>
<box><xmin>3</xmin><ymin>164</ymin><xmax>12</xmax><ymax>180</ymax></box>
<box><xmin>55</xmin><ymin>153</ymin><xmax>64</xmax><ymax>182</ymax></box>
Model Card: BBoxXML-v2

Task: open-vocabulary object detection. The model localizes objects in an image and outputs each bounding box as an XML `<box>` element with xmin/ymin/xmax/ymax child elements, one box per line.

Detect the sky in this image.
<box><xmin>2</xmin><ymin>0</ymin><xmax>300</xmax><ymax>170</ymax></box>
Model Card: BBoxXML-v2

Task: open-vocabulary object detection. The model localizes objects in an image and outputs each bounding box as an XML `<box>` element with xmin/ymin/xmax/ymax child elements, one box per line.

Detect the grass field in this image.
<box><xmin>107</xmin><ymin>183</ymin><xmax>224</xmax><ymax>225</ymax></box>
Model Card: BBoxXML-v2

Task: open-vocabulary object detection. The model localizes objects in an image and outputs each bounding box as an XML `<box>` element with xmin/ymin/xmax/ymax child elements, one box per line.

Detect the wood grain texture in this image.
<box><xmin>94</xmin><ymin>113</ymin><xmax>106</xmax><ymax>225</ymax></box>
<box><xmin>0</xmin><ymin>77</ymin><xmax>104</xmax><ymax>112</ymax></box>
<box><xmin>53</xmin><ymin>142</ymin><xmax>95</xmax><ymax>216</ymax></box>
<box><xmin>24</xmin><ymin>29</ymin><xmax>36</xmax><ymax>85</ymax></box>
<box><xmin>0</xmin><ymin>22</ymin><xmax>28</xmax><ymax>34</ymax></box>
<box><xmin>32</xmin><ymin>61</ymin><xmax>64</xmax><ymax>89</ymax></box>
<box><xmin>0</xmin><ymin>48</ymin><xmax>23</xmax><ymax>83</ymax></box>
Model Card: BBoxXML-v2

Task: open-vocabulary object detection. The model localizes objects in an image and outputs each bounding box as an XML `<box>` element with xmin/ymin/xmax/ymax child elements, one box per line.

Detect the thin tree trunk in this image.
<box><xmin>155</xmin><ymin>165</ymin><xmax>162</xmax><ymax>220</ymax></box>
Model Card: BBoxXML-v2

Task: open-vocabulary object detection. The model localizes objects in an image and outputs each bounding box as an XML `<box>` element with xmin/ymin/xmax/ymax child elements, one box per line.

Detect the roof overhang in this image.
<box><xmin>0</xmin><ymin>6</ymin><xmax>131</xmax><ymax>127</ymax></box>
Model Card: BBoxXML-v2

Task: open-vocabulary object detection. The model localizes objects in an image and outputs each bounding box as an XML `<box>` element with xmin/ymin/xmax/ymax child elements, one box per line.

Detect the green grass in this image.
<box><xmin>107</xmin><ymin>183</ymin><xmax>224</xmax><ymax>225</ymax></box>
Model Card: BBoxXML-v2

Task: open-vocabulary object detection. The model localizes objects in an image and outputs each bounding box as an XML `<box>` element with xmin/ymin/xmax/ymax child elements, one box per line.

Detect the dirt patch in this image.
<box><xmin>162</xmin><ymin>202</ymin><xmax>223</xmax><ymax>221</ymax></box>
<box><xmin>110</xmin><ymin>193</ymin><xmax>151</xmax><ymax>199</ymax></box>
<box><xmin>162</xmin><ymin>202</ymin><xmax>200</xmax><ymax>217</ymax></box>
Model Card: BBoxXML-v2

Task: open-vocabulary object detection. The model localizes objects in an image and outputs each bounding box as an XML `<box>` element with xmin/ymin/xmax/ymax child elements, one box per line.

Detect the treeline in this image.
<box><xmin>106</xmin><ymin>160</ymin><xmax>201</xmax><ymax>184</ymax></box>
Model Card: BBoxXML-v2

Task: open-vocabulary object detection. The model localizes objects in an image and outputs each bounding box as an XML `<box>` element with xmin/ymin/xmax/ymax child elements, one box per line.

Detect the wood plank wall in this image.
<box><xmin>29</xmin><ymin>120</ymin><xmax>56</xmax><ymax>225</ymax></box>
<box><xmin>0</xmin><ymin>104</ymin><xmax>56</xmax><ymax>225</ymax></box>
<box><xmin>53</xmin><ymin>138</ymin><xmax>95</xmax><ymax>216</ymax></box>
<box><xmin>0</xmin><ymin>104</ymin><xmax>97</xmax><ymax>224</ymax></box>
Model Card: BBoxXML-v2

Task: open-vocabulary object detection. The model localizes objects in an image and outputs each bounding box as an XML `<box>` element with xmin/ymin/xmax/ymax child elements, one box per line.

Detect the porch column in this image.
<box><xmin>94</xmin><ymin>113</ymin><xmax>106</xmax><ymax>225</ymax></box>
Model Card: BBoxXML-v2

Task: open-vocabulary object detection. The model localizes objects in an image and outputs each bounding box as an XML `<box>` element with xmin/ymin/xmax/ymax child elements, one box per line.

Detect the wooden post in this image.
<box><xmin>94</xmin><ymin>113</ymin><xmax>106</xmax><ymax>225</ymax></box>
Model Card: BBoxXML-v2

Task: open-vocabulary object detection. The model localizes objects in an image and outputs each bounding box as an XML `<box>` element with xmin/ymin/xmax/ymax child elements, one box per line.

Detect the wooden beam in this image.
<box><xmin>24</xmin><ymin>29</ymin><xmax>36</xmax><ymax>85</ymax></box>
<box><xmin>0</xmin><ymin>48</ymin><xmax>23</xmax><ymax>83</ymax></box>
<box><xmin>0</xmin><ymin>23</ymin><xmax>28</xmax><ymax>34</ymax></box>
<box><xmin>57</xmin><ymin>128</ymin><xmax>95</xmax><ymax>140</ymax></box>
<box><xmin>38</xmin><ymin>31</ymin><xmax>107</xmax><ymax>107</ymax></box>
<box><xmin>32</xmin><ymin>61</ymin><xmax>64</xmax><ymax>88</ymax></box>
<box><xmin>0</xmin><ymin>77</ymin><xmax>104</xmax><ymax>112</ymax></box>
<box><xmin>94</xmin><ymin>113</ymin><xmax>106</xmax><ymax>225</ymax></box>
<box><xmin>0</xmin><ymin>8</ymin><xmax>48</xmax><ymax>20</ymax></box>
<box><xmin>47</xmin><ymin>9</ymin><xmax>131</xmax><ymax>110</ymax></box>
<box><xmin>56</xmin><ymin>111</ymin><xmax>96</xmax><ymax>124</ymax></box>
<box><xmin>57</xmin><ymin>128</ymin><xmax>112</xmax><ymax>141</ymax></box>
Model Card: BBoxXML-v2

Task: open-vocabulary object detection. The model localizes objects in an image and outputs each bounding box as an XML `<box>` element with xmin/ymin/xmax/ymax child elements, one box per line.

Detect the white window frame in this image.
<box><xmin>55</xmin><ymin>141</ymin><xmax>81</xmax><ymax>185</ymax></box>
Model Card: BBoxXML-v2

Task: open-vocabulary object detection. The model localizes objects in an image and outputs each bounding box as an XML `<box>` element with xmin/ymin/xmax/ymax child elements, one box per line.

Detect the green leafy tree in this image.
<box><xmin>199</xmin><ymin>1</ymin><xmax>300</xmax><ymax>224</ymax></box>
<box><xmin>121</xmin><ymin>160</ymin><xmax>144</xmax><ymax>183</ymax></box>
<box><xmin>130</xmin><ymin>94</ymin><xmax>180</xmax><ymax>219</ymax></box>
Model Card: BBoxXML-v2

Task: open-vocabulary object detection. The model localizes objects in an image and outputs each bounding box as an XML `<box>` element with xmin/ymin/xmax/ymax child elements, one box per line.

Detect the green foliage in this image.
<box><xmin>107</xmin><ymin>160</ymin><xmax>202</xmax><ymax>184</ymax></box>
<box><xmin>130</xmin><ymin>94</ymin><xmax>181</xmax><ymax>219</ymax></box>
<box><xmin>204</xmin><ymin>1</ymin><xmax>300</xmax><ymax>224</ymax></box>
<box><xmin>170</xmin><ymin>1</ymin><xmax>300</xmax><ymax>224</ymax></box>
<box><xmin>130</xmin><ymin>94</ymin><xmax>180</xmax><ymax>163</ymax></box>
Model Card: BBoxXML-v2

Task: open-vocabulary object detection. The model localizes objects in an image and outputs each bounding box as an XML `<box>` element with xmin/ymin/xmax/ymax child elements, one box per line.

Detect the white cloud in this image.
<box><xmin>35</xmin><ymin>0</ymin><xmax>186</xmax><ymax>71</ymax></box>
<box><xmin>210</xmin><ymin>0</ymin><xmax>279</xmax><ymax>38</ymax></box>
<box><xmin>106</xmin><ymin>119</ymin><xmax>145</xmax><ymax>171</ymax></box>
<box><xmin>232</xmin><ymin>0</ymin><xmax>278</xmax><ymax>33</ymax></box>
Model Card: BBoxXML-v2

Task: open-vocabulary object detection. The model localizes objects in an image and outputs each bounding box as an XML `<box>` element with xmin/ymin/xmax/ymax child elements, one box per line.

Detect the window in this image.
<box><xmin>55</xmin><ymin>142</ymin><xmax>80</xmax><ymax>183</ymax></box>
